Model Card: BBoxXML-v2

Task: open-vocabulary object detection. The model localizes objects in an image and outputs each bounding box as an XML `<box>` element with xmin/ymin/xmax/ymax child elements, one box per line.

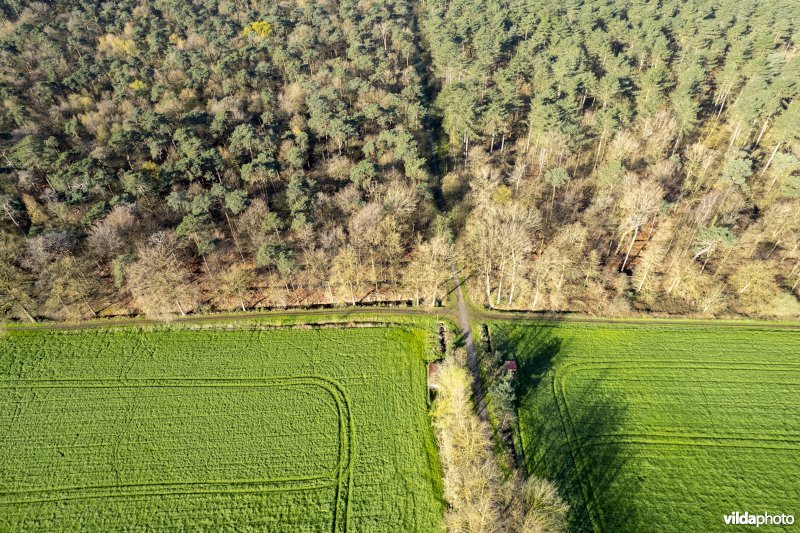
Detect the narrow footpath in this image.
<box><xmin>451</xmin><ymin>265</ymin><xmax>488</xmax><ymax>422</ymax></box>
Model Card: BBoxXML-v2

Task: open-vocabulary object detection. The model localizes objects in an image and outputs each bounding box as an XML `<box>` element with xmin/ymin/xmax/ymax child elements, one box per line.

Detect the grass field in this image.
<box><xmin>0</xmin><ymin>325</ymin><xmax>443</xmax><ymax>531</ymax></box>
<box><xmin>492</xmin><ymin>321</ymin><xmax>800</xmax><ymax>532</ymax></box>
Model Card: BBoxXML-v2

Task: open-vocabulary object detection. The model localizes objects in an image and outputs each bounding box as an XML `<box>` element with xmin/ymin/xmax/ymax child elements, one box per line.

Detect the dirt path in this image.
<box><xmin>451</xmin><ymin>265</ymin><xmax>488</xmax><ymax>422</ymax></box>
<box><xmin>5</xmin><ymin>303</ymin><xmax>800</xmax><ymax>332</ymax></box>
<box><xmin>473</xmin><ymin>309</ymin><xmax>800</xmax><ymax>329</ymax></box>
<box><xmin>1</xmin><ymin>306</ymin><xmax>435</xmax><ymax>331</ymax></box>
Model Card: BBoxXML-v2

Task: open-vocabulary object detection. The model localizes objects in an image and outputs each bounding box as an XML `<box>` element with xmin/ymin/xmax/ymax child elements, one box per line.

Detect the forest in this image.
<box><xmin>1</xmin><ymin>0</ymin><xmax>799</xmax><ymax>321</ymax></box>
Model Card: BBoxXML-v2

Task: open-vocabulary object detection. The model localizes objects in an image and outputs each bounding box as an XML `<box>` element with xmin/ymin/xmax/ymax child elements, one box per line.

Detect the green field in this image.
<box><xmin>493</xmin><ymin>321</ymin><xmax>800</xmax><ymax>532</ymax></box>
<box><xmin>0</xmin><ymin>325</ymin><xmax>443</xmax><ymax>531</ymax></box>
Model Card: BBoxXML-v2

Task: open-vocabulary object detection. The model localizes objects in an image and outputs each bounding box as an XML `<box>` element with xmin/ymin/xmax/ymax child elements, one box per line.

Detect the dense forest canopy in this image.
<box><xmin>425</xmin><ymin>0</ymin><xmax>800</xmax><ymax>316</ymax></box>
<box><xmin>0</xmin><ymin>0</ymin><xmax>798</xmax><ymax>320</ymax></box>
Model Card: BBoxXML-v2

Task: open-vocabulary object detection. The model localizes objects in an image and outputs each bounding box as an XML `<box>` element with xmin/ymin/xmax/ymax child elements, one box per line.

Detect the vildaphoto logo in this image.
<box><xmin>724</xmin><ymin>512</ymin><xmax>794</xmax><ymax>527</ymax></box>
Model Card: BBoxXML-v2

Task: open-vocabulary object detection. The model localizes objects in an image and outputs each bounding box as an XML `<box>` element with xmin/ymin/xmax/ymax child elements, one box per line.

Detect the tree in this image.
<box><xmin>126</xmin><ymin>233</ymin><xmax>197</xmax><ymax>318</ymax></box>
<box><xmin>438</xmin><ymin>82</ymin><xmax>479</xmax><ymax>161</ymax></box>
<box><xmin>221</xmin><ymin>263</ymin><xmax>252</xmax><ymax>312</ymax></box>
<box><xmin>0</xmin><ymin>235</ymin><xmax>36</xmax><ymax>322</ymax></box>
<box><xmin>41</xmin><ymin>254</ymin><xmax>100</xmax><ymax>320</ymax></box>
<box><xmin>2</xmin><ymin>0</ymin><xmax>799</xmax><ymax>321</ymax></box>
<box><xmin>243</xmin><ymin>21</ymin><xmax>273</xmax><ymax>40</ymax></box>
<box><xmin>617</xmin><ymin>177</ymin><xmax>663</xmax><ymax>272</ymax></box>
<box><xmin>720</xmin><ymin>151</ymin><xmax>753</xmax><ymax>188</ymax></box>
<box><xmin>330</xmin><ymin>246</ymin><xmax>363</xmax><ymax>306</ymax></box>
<box><xmin>0</xmin><ymin>195</ymin><xmax>23</xmax><ymax>230</ymax></box>
<box><xmin>431</xmin><ymin>354</ymin><xmax>568</xmax><ymax>533</ymax></box>
<box><xmin>405</xmin><ymin>225</ymin><xmax>454</xmax><ymax>306</ymax></box>
<box><xmin>729</xmin><ymin>260</ymin><xmax>780</xmax><ymax>314</ymax></box>
<box><xmin>431</xmin><ymin>357</ymin><xmax>504</xmax><ymax>533</ymax></box>
<box><xmin>175</xmin><ymin>213</ymin><xmax>216</xmax><ymax>279</ymax></box>
<box><xmin>692</xmin><ymin>226</ymin><xmax>735</xmax><ymax>270</ymax></box>
<box><xmin>86</xmin><ymin>205</ymin><xmax>136</xmax><ymax>261</ymax></box>
<box><xmin>669</xmin><ymin>58</ymin><xmax>703</xmax><ymax>153</ymax></box>
<box><xmin>513</xmin><ymin>476</ymin><xmax>569</xmax><ymax>533</ymax></box>
<box><xmin>760</xmin><ymin>100</ymin><xmax>800</xmax><ymax>180</ymax></box>
<box><xmin>543</xmin><ymin>167</ymin><xmax>570</xmax><ymax>211</ymax></box>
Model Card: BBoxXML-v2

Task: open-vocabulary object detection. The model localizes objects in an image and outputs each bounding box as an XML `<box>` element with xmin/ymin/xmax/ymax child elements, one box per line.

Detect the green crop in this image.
<box><xmin>493</xmin><ymin>321</ymin><xmax>800</xmax><ymax>532</ymax></box>
<box><xmin>0</xmin><ymin>326</ymin><xmax>443</xmax><ymax>531</ymax></box>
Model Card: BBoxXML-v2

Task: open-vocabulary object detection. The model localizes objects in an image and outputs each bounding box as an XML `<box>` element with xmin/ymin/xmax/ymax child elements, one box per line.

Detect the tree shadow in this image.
<box><xmin>492</xmin><ymin>321</ymin><xmax>642</xmax><ymax>532</ymax></box>
<box><xmin>492</xmin><ymin>320</ymin><xmax>564</xmax><ymax>399</ymax></box>
<box><xmin>446</xmin><ymin>269</ymin><xmax>475</xmax><ymax>297</ymax></box>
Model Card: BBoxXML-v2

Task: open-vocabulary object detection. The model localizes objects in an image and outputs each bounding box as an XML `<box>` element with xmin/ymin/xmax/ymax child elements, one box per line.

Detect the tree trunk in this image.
<box><xmin>621</xmin><ymin>227</ymin><xmax>639</xmax><ymax>272</ymax></box>
<box><xmin>754</xmin><ymin>118</ymin><xmax>769</xmax><ymax>147</ymax></box>
<box><xmin>225</xmin><ymin>212</ymin><xmax>246</xmax><ymax>262</ymax></box>
<box><xmin>666</xmin><ymin>275</ymin><xmax>680</xmax><ymax>294</ymax></box>
<box><xmin>484</xmin><ymin>268</ymin><xmax>492</xmax><ymax>304</ymax></box>
<box><xmin>637</xmin><ymin>260</ymin><xmax>651</xmax><ymax>291</ymax></box>
<box><xmin>2</xmin><ymin>206</ymin><xmax>20</xmax><ymax>229</ymax></box>
<box><xmin>792</xmin><ymin>261</ymin><xmax>800</xmax><ymax>291</ymax></box>
<box><xmin>715</xmin><ymin>83</ymin><xmax>730</xmax><ymax>118</ymax></box>
<box><xmin>495</xmin><ymin>266</ymin><xmax>504</xmax><ymax>307</ymax></box>
<box><xmin>592</xmin><ymin>131</ymin><xmax>605</xmax><ymax>173</ymax></box>
<box><xmin>508</xmin><ymin>260</ymin><xmax>518</xmax><ymax>306</ymax></box>
<box><xmin>371</xmin><ymin>254</ymin><xmax>378</xmax><ymax>292</ymax></box>
<box><xmin>81</xmin><ymin>295</ymin><xmax>97</xmax><ymax>318</ymax></box>
<box><xmin>15</xmin><ymin>298</ymin><xmax>36</xmax><ymax>323</ymax></box>
<box><xmin>671</xmin><ymin>128</ymin><xmax>682</xmax><ymax>157</ymax></box>
<box><xmin>713</xmin><ymin>245</ymin><xmax>735</xmax><ymax>278</ymax></box>
<box><xmin>532</xmin><ymin>271</ymin><xmax>541</xmax><ymax>309</ymax></box>
<box><xmin>525</xmin><ymin>122</ymin><xmax>532</xmax><ymax>154</ymax></box>
<box><xmin>762</xmin><ymin>143</ymin><xmax>782</xmax><ymax>191</ymax></box>
<box><xmin>201</xmin><ymin>252</ymin><xmax>213</xmax><ymax>280</ymax></box>
<box><xmin>729</xmin><ymin>121</ymin><xmax>741</xmax><ymax>149</ymax></box>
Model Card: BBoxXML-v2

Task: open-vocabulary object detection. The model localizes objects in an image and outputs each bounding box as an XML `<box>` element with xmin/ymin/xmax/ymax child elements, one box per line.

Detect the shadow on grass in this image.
<box><xmin>492</xmin><ymin>321</ymin><xmax>641</xmax><ymax>533</ymax></box>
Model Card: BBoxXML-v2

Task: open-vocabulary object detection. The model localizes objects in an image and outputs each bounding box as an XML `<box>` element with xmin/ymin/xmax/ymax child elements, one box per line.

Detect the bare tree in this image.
<box><xmin>86</xmin><ymin>205</ymin><xmax>136</xmax><ymax>260</ymax></box>
<box><xmin>0</xmin><ymin>235</ymin><xmax>36</xmax><ymax>322</ymax></box>
<box><xmin>617</xmin><ymin>175</ymin><xmax>663</xmax><ymax>271</ymax></box>
<box><xmin>221</xmin><ymin>263</ymin><xmax>252</xmax><ymax>312</ymax></box>
<box><xmin>404</xmin><ymin>226</ymin><xmax>454</xmax><ymax>307</ymax></box>
<box><xmin>126</xmin><ymin>232</ymin><xmax>197</xmax><ymax>318</ymax></box>
<box><xmin>330</xmin><ymin>246</ymin><xmax>363</xmax><ymax>306</ymax></box>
